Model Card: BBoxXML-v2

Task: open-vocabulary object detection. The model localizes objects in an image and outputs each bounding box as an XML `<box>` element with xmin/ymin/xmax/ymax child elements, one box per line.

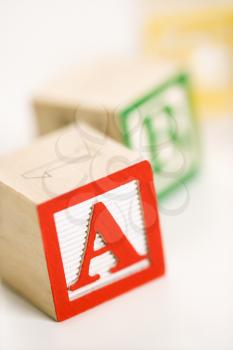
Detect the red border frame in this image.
<box><xmin>37</xmin><ymin>160</ymin><xmax>165</xmax><ymax>321</ymax></box>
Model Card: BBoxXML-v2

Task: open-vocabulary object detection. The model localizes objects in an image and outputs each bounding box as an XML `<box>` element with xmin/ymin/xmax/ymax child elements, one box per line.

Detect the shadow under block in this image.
<box><xmin>0</xmin><ymin>123</ymin><xmax>165</xmax><ymax>321</ymax></box>
<box><xmin>33</xmin><ymin>58</ymin><xmax>199</xmax><ymax>200</ymax></box>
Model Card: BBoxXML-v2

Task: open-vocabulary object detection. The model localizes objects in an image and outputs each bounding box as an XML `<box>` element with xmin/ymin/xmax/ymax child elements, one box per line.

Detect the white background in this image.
<box><xmin>0</xmin><ymin>0</ymin><xmax>138</xmax><ymax>155</ymax></box>
<box><xmin>0</xmin><ymin>1</ymin><xmax>233</xmax><ymax>349</ymax></box>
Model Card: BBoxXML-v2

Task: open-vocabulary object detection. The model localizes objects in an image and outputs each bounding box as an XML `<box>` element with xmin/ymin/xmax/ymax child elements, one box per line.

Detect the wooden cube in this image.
<box><xmin>142</xmin><ymin>6</ymin><xmax>233</xmax><ymax>115</ymax></box>
<box><xmin>0</xmin><ymin>122</ymin><xmax>164</xmax><ymax>321</ymax></box>
<box><xmin>33</xmin><ymin>58</ymin><xmax>199</xmax><ymax>200</ymax></box>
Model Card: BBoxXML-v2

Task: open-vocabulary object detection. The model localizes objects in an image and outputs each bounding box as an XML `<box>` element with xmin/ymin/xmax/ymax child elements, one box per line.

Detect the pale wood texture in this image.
<box><xmin>0</xmin><ymin>123</ymin><xmax>142</xmax><ymax>204</ymax></box>
<box><xmin>33</xmin><ymin>57</ymin><xmax>176</xmax><ymax>137</ymax></box>
<box><xmin>0</xmin><ymin>123</ymin><xmax>143</xmax><ymax>319</ymax></box>
<box><xmin>0</xmin><ymin>183</ymin><xmax>56</xmax><ymax>319</ymax></box>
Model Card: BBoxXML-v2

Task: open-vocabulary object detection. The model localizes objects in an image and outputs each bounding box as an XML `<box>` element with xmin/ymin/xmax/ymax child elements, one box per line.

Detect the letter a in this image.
<box><xmin>69</xmin><ymin>202</ymin><xmax>145</xmax><ymax>291</ymax></box>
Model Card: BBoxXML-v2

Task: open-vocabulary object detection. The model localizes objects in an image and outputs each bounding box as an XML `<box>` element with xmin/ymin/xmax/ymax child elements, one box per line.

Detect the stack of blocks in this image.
<box><xmin>0</xmin><ymin>58</ymin><xmax>198</xmax><ymax>321</ymax></box>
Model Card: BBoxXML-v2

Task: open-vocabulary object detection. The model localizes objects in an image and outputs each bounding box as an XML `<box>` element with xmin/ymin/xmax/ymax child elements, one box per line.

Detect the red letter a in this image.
<box><xmin>69</xmin><ymin>202</ymin><xmax>145</xmax><ymax>291</ymax></box>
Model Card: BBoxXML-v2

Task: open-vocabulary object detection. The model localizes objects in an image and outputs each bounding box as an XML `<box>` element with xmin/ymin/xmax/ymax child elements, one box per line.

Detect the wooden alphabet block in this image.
<box><xmin>0</xmin><ymin>123</ymin><xmax>164</xmax><ymax>321</ymax></box>
<box><xmin>142</xmin><ymin>6</ymin><xmax>233</xmax><ymax>114</ymax></box>
<box><xmin>33</xmin><ymin>58</ymin><xmax>199</xmax><ymax>200</ymax></box>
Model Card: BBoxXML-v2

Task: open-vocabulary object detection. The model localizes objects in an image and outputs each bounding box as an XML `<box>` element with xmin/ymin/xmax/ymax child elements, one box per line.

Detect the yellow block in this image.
<box><xmin>143</xmin><ymin>7</ymin><xmax>233</xmax><ymax>116</ymax></box>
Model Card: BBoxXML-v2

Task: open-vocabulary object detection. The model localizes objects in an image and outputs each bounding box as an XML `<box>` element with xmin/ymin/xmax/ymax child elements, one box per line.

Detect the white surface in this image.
<box><xmin>54</xmin><ymin>180</ymin><xmax>149</xmax><ymax>299</ymax></box>
<box><xmin>1</xmin><ymin>117</ymin><xmax>233</xmax><ymax>350</ymax></box>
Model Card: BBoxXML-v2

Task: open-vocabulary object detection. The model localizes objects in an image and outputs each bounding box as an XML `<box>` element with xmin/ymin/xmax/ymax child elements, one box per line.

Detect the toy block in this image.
<box><xmin>142</xmin><ymin>5</ymin><xmax>233</xmax><ymax>115</ymax></box>
<box><xmin>0</xmin><ymin>122</ymin><xmax>164</xmax><ymax>321</ymax></box>
<box><xmin>33</xmin><ymin>58</ymin><xmax>199</xmax><ymax>200</ymax></box>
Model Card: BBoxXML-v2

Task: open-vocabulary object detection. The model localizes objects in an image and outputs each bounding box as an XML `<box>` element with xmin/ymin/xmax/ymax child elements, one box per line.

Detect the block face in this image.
<box><xmin>120</xmin><ymin>73</ymin><xmax>199</xmax><ymax>199</ymax></box>
<box><xmin>143</xmin><ymin>7</ymin><xmax>233</xmax><ymax>114</ymax></box>
<box><xmin>37</xmin><ymin>161</ymin><xmax>164</xmax><ymax>321</ymax></box>
<box><xmin>55</xmin><ymin>180</ymin><xmax>149</xmax><ymax>301</ymax></box>
<box><xmin>0</xmin><ymin>183</ymin><xmax>56</xmax><ymax>320</ymax></box>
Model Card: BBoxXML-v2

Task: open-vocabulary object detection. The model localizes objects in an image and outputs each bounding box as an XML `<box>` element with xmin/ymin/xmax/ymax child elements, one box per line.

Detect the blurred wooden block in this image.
<box><xmin>33</xmin><ymin>58</ymin><xmax>199</xmax><ymax>199</ymax></box>
<box><xmin>142</xmin><ymin>6</ymin><xmax>233</xmax><ymax>115</ymax></box>
<box><xmin>0</xmin><ymin>122</ymin><xmax>164</xmax><ymax>321</ymax></box>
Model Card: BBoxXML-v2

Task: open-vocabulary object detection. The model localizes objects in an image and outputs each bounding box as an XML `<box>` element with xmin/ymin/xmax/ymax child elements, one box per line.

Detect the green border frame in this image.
<box><xmin>119</xmin><ymin>72</ymin><xmax>200</xmax><ymax>201</ymax></box>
